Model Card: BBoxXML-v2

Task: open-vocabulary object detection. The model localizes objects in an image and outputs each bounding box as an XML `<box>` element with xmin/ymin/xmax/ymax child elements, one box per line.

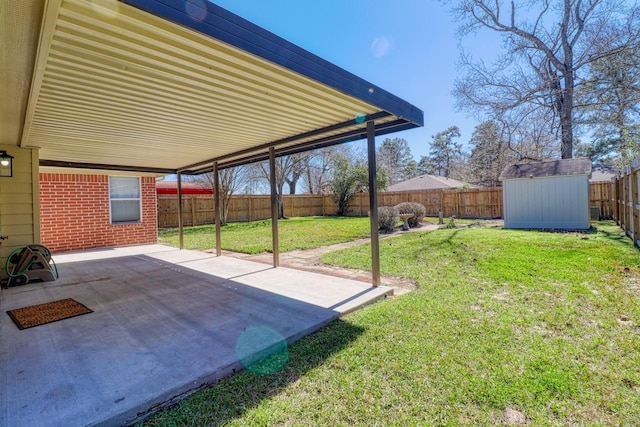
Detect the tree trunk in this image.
<box><xmin>559</xmin><ymin>3</ymin><xmax>574</xmax><ymax>160</ymax></box>
<box><xmin>560</xmin><ymin>103</ymin><xmax>573</xmax><ymax>158</ymax></box>
<box><xmin>287</xmin><ymin>177</ymin><xmax>298</xmax><ymax>195</ymax></box>
<box><xmin>560</xmin><ymin>71</ymin><xmax>574</xmax><ymax>159</ymax></box>
<box><xmin>221</xmin><ymin>196</ymin><xmax>230</xmax><ymax>226</ymax></box>
<box><xmin>277</xmin><ymin>184</ymin><xmax>286</xmax><ymax>219</ymax></box>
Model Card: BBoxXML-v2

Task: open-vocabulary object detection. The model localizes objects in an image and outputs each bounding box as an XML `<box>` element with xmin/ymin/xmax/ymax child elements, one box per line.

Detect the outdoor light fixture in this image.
<box><xmin>0</xmin><ymin>150</ymin><xmax>14</xmax><ymax>177</ymax></box>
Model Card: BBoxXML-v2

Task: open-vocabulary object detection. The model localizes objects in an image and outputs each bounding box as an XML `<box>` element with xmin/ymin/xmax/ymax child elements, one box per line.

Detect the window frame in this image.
<box><xmin>108</xmin><ymin>176</ymin><xmax>142</xmax><ymax>225</ymax></box>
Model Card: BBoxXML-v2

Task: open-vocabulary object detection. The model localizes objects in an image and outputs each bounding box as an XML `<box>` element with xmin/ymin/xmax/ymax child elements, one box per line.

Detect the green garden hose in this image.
<box><xmin>5</xmin><ymin>245</ymin><xmax>59</xmax><ymax>279</ymax></box>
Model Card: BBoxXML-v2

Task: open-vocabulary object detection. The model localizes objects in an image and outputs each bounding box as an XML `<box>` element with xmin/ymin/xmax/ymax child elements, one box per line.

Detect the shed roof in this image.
<box><xmin>2</xmin><ymin>0</ymin><xmax>423</xmax><ymax>174</ymax></box>
<box><xmin>499</xmin><ymin>158</ymin><xmax>592</xmax><ymax>181</ymax></box>
<box><xmin>387</xmin><ymin>174</ymin><xmax>471</xmax><ymax>191</ymax></box>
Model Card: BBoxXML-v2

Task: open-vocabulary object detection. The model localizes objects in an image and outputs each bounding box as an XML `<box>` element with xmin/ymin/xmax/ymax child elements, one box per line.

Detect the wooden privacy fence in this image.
<box><xmin>591</xmin><ymin>180</ymin><xmax>614</xmax><ymax>219</ymax></box>
<box><xmin>158</xmin><ymin>182</ymin><xmax>615</xmax><ymax>228</ymax></box>
<box><xmin>613</xmin><ymin>159</ymin><xmax>640</xmax><ymax>245</ymax></box>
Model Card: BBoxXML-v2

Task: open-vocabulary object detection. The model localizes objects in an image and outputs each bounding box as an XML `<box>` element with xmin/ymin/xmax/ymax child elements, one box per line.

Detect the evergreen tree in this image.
<box><xmin>329</xmin><ymin>154</ymin><xmax>387</xmax><ymax>216</ymax></box>
<box><xmin>376</xmin><ymin>138</ymin><xmax>413</xmax><ymax>184</ymax></box>
<box><xmin>468</xmin><ymin>121</ymin><xmax>511</xmax><ymax>187</ymax></box>
<box><xmin>416</xmin><ymin>155</ymin><xmax>434</xmax><ymax>175</ymax></box>
<box><xmin>428</xmin><ymin>126</ymin><xmax>462</xmax><ymax>178</ymax></box>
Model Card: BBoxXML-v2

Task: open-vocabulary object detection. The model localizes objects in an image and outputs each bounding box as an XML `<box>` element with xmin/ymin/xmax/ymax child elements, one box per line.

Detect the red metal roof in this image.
<box><xmin>156</xmin><ymin>181</ymin><xmax>213</xmax><ymax>195</ymax></box>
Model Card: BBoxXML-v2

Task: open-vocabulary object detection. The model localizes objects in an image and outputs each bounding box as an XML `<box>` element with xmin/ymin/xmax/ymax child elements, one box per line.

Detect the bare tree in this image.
<box><xmin>497</xmin><ymin>106</ymin><xmax>561</xmax><ymax>161</ymax></box>
<box><xmin>190</xmin><ymin>166</ymin><xmax>247</xmax><ymax>225</ymax></box>
<box><xmin>303</xmin><ymin>146</ymin><xmax>341</xmax><ymax>194</ymax></box>
<box><xmin>451</xmin><ymin>0</ymin><xmax>640</xmax><ymax>159</ymax></box>
<box><xmin>253</xmin><ymin>155</ymin><xmax>298</xmax><ymax>219</ymax></box>
<box><xmin>284</xmin><ymin>153</ymin><xmax>306</xmax><ymax>195</ymax></box>
<box><xmin>580</xmin><ymin>46</ymin><xmax>640</xmax><ymax>168</ymax></box>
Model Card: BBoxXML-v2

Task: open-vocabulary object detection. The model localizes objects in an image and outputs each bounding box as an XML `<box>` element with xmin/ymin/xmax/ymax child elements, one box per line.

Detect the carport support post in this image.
<box><xmin>269</xmin><ymin>147</ymin><xmax>280</xmax><ymax>267</ymax></box>
<box><xmin>213</xmin><ymin>162</ymin><xmax>222</xmax><ymax>257</ymax></box>
<box><xmin>177</xmin><ymin>172</ymin><xmax>184</xmax><ymax>250</ymax></box>
<box><xmin>367</xmin><ymin>120</ymin><xmax>381</xmax><ymax>287</ymax></box>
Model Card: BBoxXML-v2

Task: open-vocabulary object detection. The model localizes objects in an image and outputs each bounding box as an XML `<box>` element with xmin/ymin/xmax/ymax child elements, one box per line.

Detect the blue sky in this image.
<box><xmin>210</xmin><ymin>0</ymin><xmax>499</xmax><ymax>161</ymax></box>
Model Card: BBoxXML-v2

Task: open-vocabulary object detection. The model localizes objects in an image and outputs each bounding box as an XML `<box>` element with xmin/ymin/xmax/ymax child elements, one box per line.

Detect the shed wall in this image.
<box><xmin>503</xmin><ymin>175</ymin><xmax>590</xmax><ymax>229</ymax></box>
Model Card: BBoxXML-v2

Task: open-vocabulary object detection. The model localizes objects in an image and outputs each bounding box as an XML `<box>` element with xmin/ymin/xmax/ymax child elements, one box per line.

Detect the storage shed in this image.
<box><xmin>499</xmin><ymin>158</ymin><xmax>592</xmax><ymax>230</ymax></box>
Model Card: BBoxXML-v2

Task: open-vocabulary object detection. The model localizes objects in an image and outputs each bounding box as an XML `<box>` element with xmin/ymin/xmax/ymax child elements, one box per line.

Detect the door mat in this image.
<box><xmin>6</xmin><ymin>298</ymin><xmax>93</xmax><ymax>330</ymax></box>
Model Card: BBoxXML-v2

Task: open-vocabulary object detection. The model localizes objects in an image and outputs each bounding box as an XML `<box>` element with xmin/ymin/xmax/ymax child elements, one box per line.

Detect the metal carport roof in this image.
<box><xmin>4</xmin><ymin>0</ymin><xmax>423</xmax><ymax>174</ymax></box>
<box><xmin>2</xmin><ymin>0</ymin><xmax>423</xmax><ymax>286</ymax></box>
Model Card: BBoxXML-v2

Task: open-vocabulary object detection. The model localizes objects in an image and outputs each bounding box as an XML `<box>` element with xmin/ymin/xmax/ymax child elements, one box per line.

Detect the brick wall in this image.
<box><xmin>40</xmin><ymin>173</ymin><xmax>158</xmax><ymax>253</ymax></box>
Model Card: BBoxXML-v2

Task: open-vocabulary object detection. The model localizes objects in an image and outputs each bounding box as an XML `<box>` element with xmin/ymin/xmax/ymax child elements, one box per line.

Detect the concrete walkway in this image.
<box><xmin>223</xmin><ymin>222</ymin><xmax>441</xmax><ymax>295</ymax></box>
<box><xmin>0</xmin><ymin>245</ymin><xmax>391</xmax><ymax>426</ymax></box>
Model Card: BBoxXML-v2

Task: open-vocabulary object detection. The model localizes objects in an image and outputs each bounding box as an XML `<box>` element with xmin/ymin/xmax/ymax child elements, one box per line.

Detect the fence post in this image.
<box><xmin>191</xmin><ymin>197</ymin><xmax>196</xmax><ymax>226</ymax></box>
<box><xmin>619</xmin><ymin>175</ymin><xmax>624</xmax><ymax>227</ymax></box>
<box><xmin>615</xmin><ymin>178</ymin><xmax>620</xmax><ymax>224</ymax></box>
<box><xmin>628</xmin><ymin>172</ymin><xmax>632</xmax><ymax>233</ymax></box>
<box><xmin>290</xmin><ymin>196</ymin><xmax>294</xmax><ymax>218</ymax></box>
<box><xmin>633</xmin><ymin>169</ymin><xmax>639</xmax><ymax>246</ymax></box>
<box><xmin>629</xmin><ymin>172</ymin><xmax>632</xmax><ymax>234</ymax></box>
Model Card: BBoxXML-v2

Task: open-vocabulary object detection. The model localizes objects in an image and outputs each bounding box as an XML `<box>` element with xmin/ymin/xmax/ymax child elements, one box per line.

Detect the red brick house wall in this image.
<box><xmin>40</xmin><ymin>173</ymin><xmax>158</xmax><ymax>253</ymax></box>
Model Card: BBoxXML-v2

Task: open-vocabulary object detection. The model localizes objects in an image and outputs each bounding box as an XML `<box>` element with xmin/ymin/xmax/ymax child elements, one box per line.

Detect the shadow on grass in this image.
<box><xmin>591</xmin><ymin>221</ymin><xmax>637</xmax><ymax>245</ymax></box>
<box><xmin>514</xmin><ymin>221</ymin><xmax>636</xmax><ymax>247</ymax></box>
<box><xmin>139</xmin><ymin>319</ymin><xmax>365</xmax><ymax>426</ymax></box>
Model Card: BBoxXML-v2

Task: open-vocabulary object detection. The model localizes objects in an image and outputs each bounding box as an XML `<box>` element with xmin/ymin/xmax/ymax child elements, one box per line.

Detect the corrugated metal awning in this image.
<box><xmin>14</xmin><ymin>0</ymin><xmax>422</xmax><ymax>174</ymax></box>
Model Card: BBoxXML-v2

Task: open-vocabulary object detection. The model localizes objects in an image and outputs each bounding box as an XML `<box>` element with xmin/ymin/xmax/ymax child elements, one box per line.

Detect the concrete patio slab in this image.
<box><xmin>1</xmin><ymin>245</ymin><xmax>391</xmax><ymax>426</ymax></box>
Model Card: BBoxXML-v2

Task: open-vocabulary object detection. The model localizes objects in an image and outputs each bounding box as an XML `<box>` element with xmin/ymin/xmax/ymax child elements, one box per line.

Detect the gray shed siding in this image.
<box><xmin>503</xmin><ymin>174</ymin><xmax>590</xmax><ymax>229</ymax></box>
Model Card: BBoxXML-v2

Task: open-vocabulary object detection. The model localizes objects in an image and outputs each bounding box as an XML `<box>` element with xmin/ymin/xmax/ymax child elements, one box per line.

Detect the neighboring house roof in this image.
<box><xmin>590</xmin><ymin>170</ymin><xmax>615</xmax><ymax>182</ymax></box>
<box><xmin>499</xmin><ymin>158</ymin><xmax>592</xmax><ymax>180</ymax></box>
<box><xmin>156</xmin><ymin>181</ymin><xmax>213</xmax><ymax>195</ymax></box>
<box><xmin>387</xmin><ymin>174</ymin><xmax>471</xmax><ymax>191</ymax></box>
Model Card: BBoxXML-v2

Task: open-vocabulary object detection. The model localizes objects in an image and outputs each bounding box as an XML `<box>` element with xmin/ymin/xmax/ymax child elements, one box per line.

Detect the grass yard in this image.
<box><xmin>143</xmin><ymin>221</ymin><xmax>640</xmax><ymax>426</ymax></box>
<box><xmin>158</xmin><ymin>216</ymin><xmax>371</xmax><ymax>253</ymax></box>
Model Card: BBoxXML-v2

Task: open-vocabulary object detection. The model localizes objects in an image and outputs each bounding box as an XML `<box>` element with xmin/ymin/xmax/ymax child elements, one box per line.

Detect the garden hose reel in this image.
<box><xmin>4</xmin><ymin>244</ymin><xmax>59</xmax><ymax>288</ymax></box>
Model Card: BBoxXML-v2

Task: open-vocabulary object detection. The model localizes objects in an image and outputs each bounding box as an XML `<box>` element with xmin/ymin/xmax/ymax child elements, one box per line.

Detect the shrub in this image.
<box><xmin>378</xmin><ymin>206</ymin><xmax>399</xmax><ymax>232</ymax></box>
<box><xmin>444</xmin><ymin>216</ymin><xmax>457</xmax><ymax>229</ymax></box>
<box><xmin>395</xmin><ymin>202</ymin><xmax>426</xmax><ymax>228</ymax></box>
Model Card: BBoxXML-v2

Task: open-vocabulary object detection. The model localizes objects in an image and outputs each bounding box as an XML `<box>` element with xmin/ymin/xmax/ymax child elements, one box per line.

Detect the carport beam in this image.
<box><xmin>367</xmin><ymin>121</ymin><xmax>381</xmax><ymax>287</ymax></box>
<box><xmin>269</xmin><ymin>147</ymin><xmax>280</xmax><ymax>267</ymax></box>
<box><xmin>214</xmin><ymin>162</ymin><xmax>222</xmax><ymax>256</ymax></box>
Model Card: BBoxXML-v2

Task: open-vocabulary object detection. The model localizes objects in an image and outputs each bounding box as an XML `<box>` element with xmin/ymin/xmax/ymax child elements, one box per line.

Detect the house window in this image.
<box><xmin>109</xmin><ymin>176</ymin><xmax>141</xmax><ymax>224</ymax></box>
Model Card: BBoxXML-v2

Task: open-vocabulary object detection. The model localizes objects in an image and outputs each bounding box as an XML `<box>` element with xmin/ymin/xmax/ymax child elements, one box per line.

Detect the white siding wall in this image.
<box><xmin>503</xmin><ymin>174</ymin><xmax>590</xmax><ymax>229</ymax></box>
<box><xmin>0</xmin><ymin>145</ymin><xmax>39</xmax><ymax>265</ymax></box>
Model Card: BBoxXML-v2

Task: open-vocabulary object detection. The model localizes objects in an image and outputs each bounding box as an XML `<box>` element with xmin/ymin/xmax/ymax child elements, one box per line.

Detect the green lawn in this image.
<box><xmin>158</xmin><ymin>216</ymin><xmax>371</xmax><ymax>253</ymax></box>
<box><xmin>143</xmin><ymin>221</ymin><xmax>640</xmax><ymax>426</ymax></box>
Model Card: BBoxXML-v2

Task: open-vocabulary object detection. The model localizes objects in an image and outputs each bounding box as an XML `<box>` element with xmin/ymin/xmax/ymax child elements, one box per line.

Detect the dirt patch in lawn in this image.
<box><xmin>214</xmin><ymin>222</ymin><xmax>454</xmax><ymax>296</ymax></box>
<box><xmin>209</xmin><ymin>220</ymin><xmax>505</xmax><ymax>296</ymax></box>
